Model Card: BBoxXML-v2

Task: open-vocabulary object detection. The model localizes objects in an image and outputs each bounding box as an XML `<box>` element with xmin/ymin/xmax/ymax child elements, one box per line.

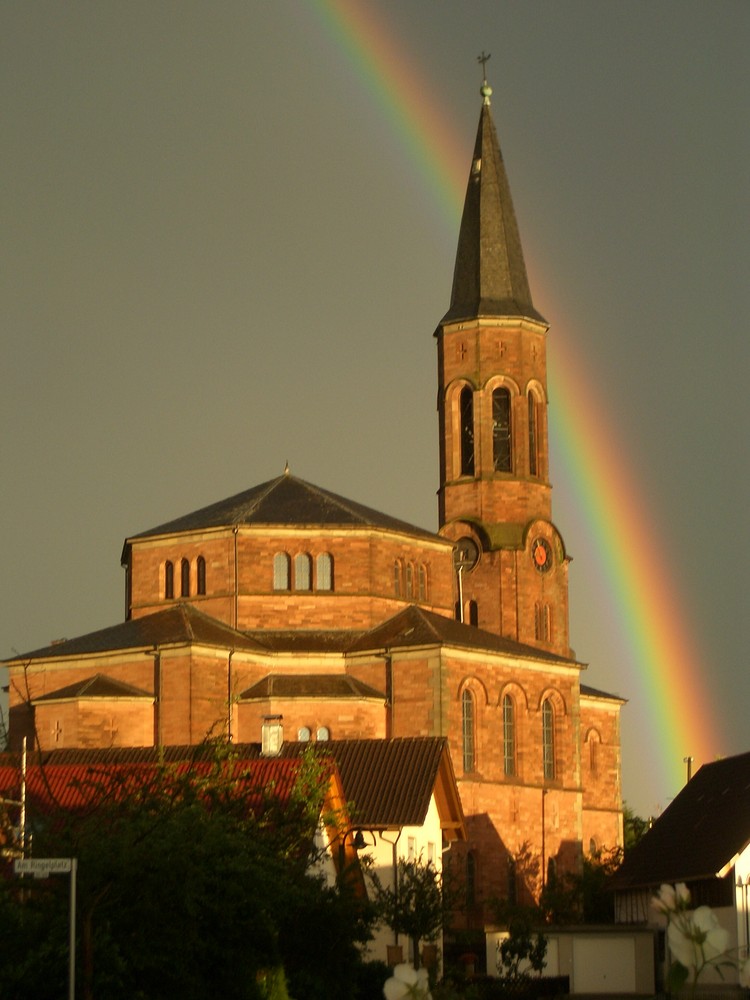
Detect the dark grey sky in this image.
<box><xmin>2</xmin><ymin>1</ymin><xmax>748</xmax><ymax>817</ymax></box>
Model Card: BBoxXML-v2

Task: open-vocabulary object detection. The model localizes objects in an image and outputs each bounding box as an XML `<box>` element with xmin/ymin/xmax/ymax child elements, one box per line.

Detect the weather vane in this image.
<box><xmin>477</xmin><ymin>51</ymin><xmax>491</xmax><ymax>81</ymax></box>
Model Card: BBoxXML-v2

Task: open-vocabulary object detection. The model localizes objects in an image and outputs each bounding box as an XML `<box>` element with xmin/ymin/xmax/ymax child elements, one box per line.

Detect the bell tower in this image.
<box><xmin>436</xmin><ymin>73</ymin><xmax>571</xmax><ymax>657</ymax></box>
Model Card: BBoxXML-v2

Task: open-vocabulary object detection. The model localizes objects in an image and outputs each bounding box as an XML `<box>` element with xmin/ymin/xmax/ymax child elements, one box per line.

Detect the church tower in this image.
<box><xmin>436</xmin><ymin>76</ymin><xmax>571</xmax><ymax>658</ymax></box>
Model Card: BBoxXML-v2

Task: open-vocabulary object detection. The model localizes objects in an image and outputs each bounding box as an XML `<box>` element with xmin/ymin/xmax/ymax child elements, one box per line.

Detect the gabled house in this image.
<box><xmin>278</xmin><ymin>737</ymin><xmax>467</xmax><ymax>966</ymax></box>
<box><xmin>612</xmin><ymin>751</ymin><xmax>750</xmax><ymax>989</ymax></box>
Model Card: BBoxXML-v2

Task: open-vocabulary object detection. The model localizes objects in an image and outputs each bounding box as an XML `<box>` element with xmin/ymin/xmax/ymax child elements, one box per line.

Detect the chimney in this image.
<box><xmin>261</xmin><ymin>715</ymin><xmax>284</xmax><ymax>756</ymax></box>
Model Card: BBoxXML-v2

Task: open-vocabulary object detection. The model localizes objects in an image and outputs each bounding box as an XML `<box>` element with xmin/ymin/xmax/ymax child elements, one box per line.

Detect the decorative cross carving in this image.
<box><xmin>53</xmin><ymin>720</ymin><xmax>63</xmax><ymax>744</ymax></box>
<box><xmin>457</xmin><ymin>342</ymin><xmax>468</xmax><ymax>361</ymax></box>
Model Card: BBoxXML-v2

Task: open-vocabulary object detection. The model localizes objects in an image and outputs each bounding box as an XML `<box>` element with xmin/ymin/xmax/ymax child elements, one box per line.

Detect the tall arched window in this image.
<box><xmin>294</xmin><ymin>553</ymin><xmax>312</xmax><ymax>591</ymax></box>
<box><xmin>528</xmin><ymin>392</ymin><xmax>539</xmax><ymax>477</ymax></box>
<box><xmin>503</xmin><ymin>695</ymin><xmax>516</xmax><ymax>777</ymax></box>
<box><xmin>180</xmin><ymin>558</ymin><xmax>190</xmax><ymax>597</ymax></box>
<box><xmin>467</xmin><ymin>600</ymin><xmax>478</xmax><ymax>626</ymax></box>
<box><xmin>316</xmin><ymin>553</ymin><xmax>333</xmax><ymax>591</ymax></box>
<box><xmin>459</xmin><ymin>386</ymin><xmax>475</xmax><ymax>476</ymax></box>
<box><xmin>405</xmin><ymin>563</ymin><xmax>414</xmax><ymax>599</ymax></box>
<box><xmin>417</xmin><ymin>564</ymin><xmax>427</xmax><ymax>601</ymax></box>
<box><xmin>492</xmin><ymin>387</ymin><xmax>512</xmax><ymax>472</ymax></box>
<box><xmin>164</xmin><ymin>561</ymin><xmax>174</xmax><ymax>600</ymax></box>
<box><xmin>462</xmin><ymin>689</ymin><xmax>475</xmax><ymax>773</ymax></box>
<box><xmin>393</xmin><ymin>560</ymin><xmax>402</xmax><ymax>598</ymax></box>
<box><xmin>542</xmin><ymin>699</ymin><xmax>555</xmax><ymax>780</ymax></box>
<box><xmin>196</xmin><ymin>556</ymin><xmax>206</xmax><ymax>596</ymax></box>
<box><xmin>273</xmin><ymin>552</ymin><xmax>290</xmax><ymax>591</ymax></box>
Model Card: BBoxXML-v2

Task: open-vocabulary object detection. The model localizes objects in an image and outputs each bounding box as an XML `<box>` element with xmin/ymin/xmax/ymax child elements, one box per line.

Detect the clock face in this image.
<box><xmin>532</xmin><ymin>537</ymin><xmax>553</xmax><ymax>573</ymax></box>
<box><xmin>454</xmin><ymin>537</ymin><xmax>480</xmax><ymax>572</ymax></box>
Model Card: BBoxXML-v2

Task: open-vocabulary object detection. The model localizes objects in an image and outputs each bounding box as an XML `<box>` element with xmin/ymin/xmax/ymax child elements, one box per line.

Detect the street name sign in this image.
<box><xmin>14</xmin><ymin>857</ymin><xmax>74</xmax><ymax>878</ymax></box>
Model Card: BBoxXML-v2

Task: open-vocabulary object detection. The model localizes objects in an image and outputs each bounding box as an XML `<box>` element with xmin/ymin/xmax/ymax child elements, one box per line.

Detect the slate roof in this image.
<box><xmin>580</xmin><ymin>683</ymin><xmax>626</xmax><ymax>704</ymax></box>
<box><xmin>127</xmin><ymin>473</ymin><xmax>442</xmax><ymax>543</ymax></box>
<box><xmin>240</xmin><ymin>674</ymin><xmax>384</xmax><ymax>701</ymax></box>
<box><xmin>349</xmin><ymin>604</ymin><xmax>580</xmax><ymax>665</ymax></box>
<box><xmin>5</xmin><ymin>604</ymin><xmax>264</xmax><ymax>663</ymax></box>
<box><xmin>441</xmin><ymin>95</ymin><xmax>546</xmax><ymax>326</ymax></box>
<box><xmin>611</xmin><ymin>751</ymin><xmax>750</xmax><ymax>888</ymax></box>
<box><xmin>32</xmin><ymin>674</ymin><xmax>152</xmax><ymax>703</ymax></box>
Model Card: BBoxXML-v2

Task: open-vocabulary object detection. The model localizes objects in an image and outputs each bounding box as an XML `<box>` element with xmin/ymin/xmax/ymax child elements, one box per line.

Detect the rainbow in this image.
<box><xmin>310</xmin><ymin>0</ymin><xmax>721</xmax><ymax>801</ymax></box>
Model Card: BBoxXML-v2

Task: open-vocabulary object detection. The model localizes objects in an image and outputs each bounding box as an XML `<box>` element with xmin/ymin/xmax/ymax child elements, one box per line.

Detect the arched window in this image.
<box><xmin>298</xmin><ymin>726</ymin><xmax>311</xmax><ymax>742</ymax></box>
<box><xmin>492</xmin><ymin>386</ymin><xmax>512</xmax><ymax>472</ymax></box>
<box><xmin>180</xmin><ymin>558</ymin><xmax>190</xmax><ymax>598</ymax></box>
<box><xmin>417</xmin><ymin>564</ymin><xmax>427</xmax><ymax>601</ymax></box>
<box><xmin>316</xmin><ymin>552</ymin><xmax>333</xmax><ymax>591</ymax></box>
<box><xmin>294</xmin><ymin>553</ymin><xmax>312</xmax><ymax>591</ymax></box>
<box><xmin>273</xmin><ymin>552</ymin><xmax>290</xmax><ymax>591</ymax></box>
<box><xmin>459</xmin><ymin>386</ymin><xmax>475</xmax><ymax>476</ymax></box>
<box><xmin>528</xmin><ymin>392</ymin><xmax>539</xmax><ymax>477</ymax></box>
<box><xmin>196</xmin><ymin>556</ymin><xmax>206</xmax><ymax>596</ymax></box>
<box><xmin>316</xmin><ymin>726</ymin><xmax>330</xmax><ymax>741</ymax></box>
<box><xmin>405</xmin><ymin>562</ymin><xmax>414</xmax><ymax>599</ymax></box>
<box><xmin>467</xmin><ymin>600</ymin><xmax>478</xmax><ymax>626</ymax></box>
<box><xmin>542</xmin><ymin>699</ymin><xmax>555</xmax><ymax>780</ymax></box>
<box><xmin>394</xmin><ymin>560</ymin><xmax>402</xmax><ymax>598</ymax></box>
<box><xmin>503</xmin><ymin>695</ymin><xmax>516</xmax><ymax>777</ymax></box>
<box><xmin>164</xmin><ymin>561</ymin><xmax>174</xmax><ymax>600</ymax></box>
<box><xmin>462</xmin><ymin>689</ymin><xmax>475</xmax><ymax>773</ymax></box>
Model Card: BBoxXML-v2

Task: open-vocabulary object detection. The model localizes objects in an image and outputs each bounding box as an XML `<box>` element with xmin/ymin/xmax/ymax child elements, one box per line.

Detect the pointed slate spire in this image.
<box><xmin>442</xmin><ymin>78</ymin><xmax>545</xmax><ymax>325</ymax></box>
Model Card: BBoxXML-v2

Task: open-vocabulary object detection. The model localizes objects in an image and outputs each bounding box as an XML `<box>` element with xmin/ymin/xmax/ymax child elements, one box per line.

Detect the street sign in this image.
<box><xmin>14</xmin><ymin>857</ymin><xmax>73</xmax><ymax>878</ymax></box>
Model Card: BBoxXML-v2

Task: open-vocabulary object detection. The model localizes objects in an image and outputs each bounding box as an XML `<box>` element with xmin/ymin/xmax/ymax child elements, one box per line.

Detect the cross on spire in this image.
<box><xmin>477</xmin><ymin>52</ymin><xmax>492</xmax><ymax>105</ymax></box>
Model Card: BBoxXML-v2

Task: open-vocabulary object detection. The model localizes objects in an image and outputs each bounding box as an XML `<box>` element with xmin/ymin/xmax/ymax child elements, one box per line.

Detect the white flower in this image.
<box><xmin>652</xmin><ymin>881</ymin><xmax>690</xmax><ymax>915</ymax></box>
<box><xmin>383</xmin><ymin>963</ymin><xmax>432</xmax><ymax>1000</ymax></box>
<box><xmin>667</xmin><ymin>905</ymin><xmax>730</xmax><ymax>973</ymax></box>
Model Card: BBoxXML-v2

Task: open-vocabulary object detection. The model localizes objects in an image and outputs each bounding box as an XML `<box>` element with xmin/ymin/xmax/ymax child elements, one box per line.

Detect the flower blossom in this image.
<box><xmin>383</xmin><ymin>963</ymin><xmax>432</xmax><ymax>1000</ymax></box>
<box><xmin>652</xmin><ymin>882</ymin><xmax>690</xmax><ymax>915</ymax></box>
<box><xmin>667</xmin><ymin>905</ymin><xmax>730</xmax><ymax>974</ymax></box>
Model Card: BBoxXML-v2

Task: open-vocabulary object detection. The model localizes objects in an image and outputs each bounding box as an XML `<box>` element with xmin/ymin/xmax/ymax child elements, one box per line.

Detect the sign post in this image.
<box><xmin>14</xmin><ymin>857</ymin><xmax>77</xmax><ymax>1000</ymax></box>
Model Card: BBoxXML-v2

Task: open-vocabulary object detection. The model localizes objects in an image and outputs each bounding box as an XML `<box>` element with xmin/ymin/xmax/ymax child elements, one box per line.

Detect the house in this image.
<box><xmin>611</xmin><ymin>751</ymin><xmax>750</xmax><ymax>991</ymax></box>
<box><xmin>3</xmin><ymin>74</ymin><xmax>624</xmax><ymax>922</ymax></box>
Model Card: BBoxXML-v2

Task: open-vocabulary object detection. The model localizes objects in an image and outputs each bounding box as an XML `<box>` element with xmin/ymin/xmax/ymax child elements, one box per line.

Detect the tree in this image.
<box><xmin>0</xmin><ymin>742</ymin><xmax>375</xmax><ymax>1000</ymax></box>
<box><xmin>623</xmin><ymin>802</ymin><xmax>650</xmax><ymax>852</ymax></box>
<box><xmin>368</xmin><ymin>855</ymin><xmax>449</xmax><ymax>970</ymax></box>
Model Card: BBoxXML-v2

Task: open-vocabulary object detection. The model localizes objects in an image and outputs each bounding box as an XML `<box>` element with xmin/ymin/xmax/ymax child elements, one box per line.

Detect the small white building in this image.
<box><xmin>310</xmin><ymin>737</ymin><xmax>466</xmax><ymax>968</ymax></box>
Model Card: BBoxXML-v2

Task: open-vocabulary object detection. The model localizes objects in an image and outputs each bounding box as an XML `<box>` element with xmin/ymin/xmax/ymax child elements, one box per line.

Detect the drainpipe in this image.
<box><xmin>233</xmin><ymin>527</ymin><xmax>239</xmax><ymax>629</ymax></box>
<box><xmin>227</xmin><ymin>650</ymin><xmax>234</xmax><ymax>741</ymax></box>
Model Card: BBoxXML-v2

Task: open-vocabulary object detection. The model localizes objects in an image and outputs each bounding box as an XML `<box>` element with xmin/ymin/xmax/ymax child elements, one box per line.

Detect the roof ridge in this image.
<box><xmin>236</xmin><ymin>474</ymin><xmax>286</xmax><ymax>523</ymax></box>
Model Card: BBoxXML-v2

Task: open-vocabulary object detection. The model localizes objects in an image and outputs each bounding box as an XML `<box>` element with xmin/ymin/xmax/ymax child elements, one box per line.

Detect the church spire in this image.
<box><xmin>442</xmin><ymin>71</ymin><xmax>545</xmax><ymax>325</ymax></box>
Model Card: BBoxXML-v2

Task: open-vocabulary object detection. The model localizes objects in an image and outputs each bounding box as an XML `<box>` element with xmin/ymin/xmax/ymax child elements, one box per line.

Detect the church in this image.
<box><xmin>4</xmin><ymin>78</ymin><xmax>624</xmax><ymax>918</ymax></box>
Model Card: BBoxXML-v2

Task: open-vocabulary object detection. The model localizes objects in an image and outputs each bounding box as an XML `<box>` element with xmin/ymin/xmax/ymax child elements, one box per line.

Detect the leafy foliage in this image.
<box><xmin>0</xmin><ymin>742</ymin><xmax>375</xmax><ymax>1000</ymax></box>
